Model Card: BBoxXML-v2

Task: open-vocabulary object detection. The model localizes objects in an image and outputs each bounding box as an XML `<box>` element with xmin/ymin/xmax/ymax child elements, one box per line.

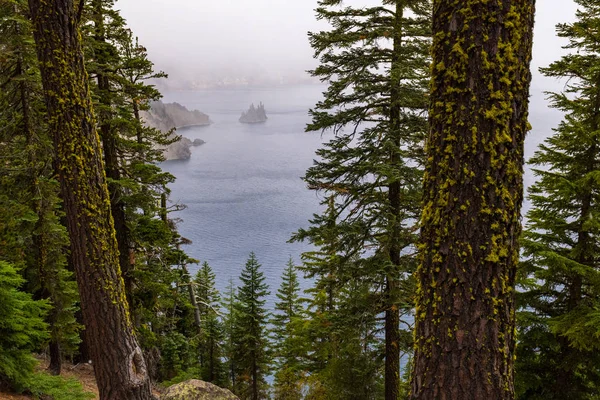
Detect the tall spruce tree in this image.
<box><xmin>295</xmin><ymin>1</ymin><xmax>430</xmax><ymax>397</ymax></box>
<box><xmin>296</xmin><ymin>202</ymin><xmax>385</xmax><ymax>399</ymax></box>
<box><xmin>195</xmin><ymin>262</ymin><xmax>227</xmax><ymax>386</ymax></box>
<box><xmin>411</xmin><ymin>1</ymin><xmax>536</xmax><ymax>399</ymax></box>
<box><xmin>27</xmin><ymin>0</ymin><xmax>154</xmax><ymax>397</ymax></box>
<box><xmin>0</xmin><ymin>0</ymin><xmax>80</xmax><ymax>375</ymax></box>
<box><xmin>271</xmin><ymin>258</ymin><xmax>304</xmax><ymax>400</ymax></box>
<box><xmin>77</xmin><ymin>0</ymin><xmax>195</xmax><ymax>379</ymax></box>
<box><xmin>81</xmin><ymin>0</ymin><xmax>178</xmax><ymax>315</ymax></box>
<box><xmin>85</xmin><ymin>0</ymin><xmax>135</xmax><ymax>304</ymax></box>
<box><xmin>516</xmin><ymin>2</ymin><xmax>600</xmax><ymax>398</ymax></box>
<box><xmin>232</xmin><ymin>252</ymin><xmax>271</xmax><ymax>400</ymax></box>
<box><xmin>222</xmin><ymin>277</ymin><xmax>239</xmax><ymax>391</ymax></box>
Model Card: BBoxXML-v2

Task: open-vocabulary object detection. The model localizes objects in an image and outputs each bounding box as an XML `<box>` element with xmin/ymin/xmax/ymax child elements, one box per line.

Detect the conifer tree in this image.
<box><xmin>0</xmin><ymin>0</ymin><xmax>80</xmax><ymax>375</ymax></box>
<box><xmin>411</xmin><ymin>1</ymin><xmax>535</xmax><ymax>399</ymax></box>
<box><xmin>222</xmin><ymin>278</ymin><xmax>239</xmax><ymax>391</ymax></box>
<box><xmin>195</xmin><ymin>262</ymin><xmax>227</xmax><ymax>386</ymax></box>
<box><xmin>295</xmin><ymin>1</ymin><xmax>430</xmax><ymax>397</ymax></box>
<box><xmin>272</xmin><ymin>258</ymin><xmax>304</xmax><ymax>400</ymax></box>
<box><xmin>27</xmin><ymin>0</ymin><xmax>154</xmax><ymax>397</ymax></box>
<box><xmin>85</xmin><ymin>0</ymin><xmax>135</xmax><ymax>303</ymax></box>
<box><xmin>78</xmin><ymin>1</ymin><xmax>195</xmax><ymax>379</ymax></box>
<box><xmin>516</xmin><ymin>2</ymin><xmax>600</xmax><ymax>398</ymax></box>
<box><xmin>232</xmin><ymin>253</ymin><xmax>272</xmax><ymax>400</ymax></box>
<box><xmin>0</xmin><ymin>261</ymin><xmax>49</xmax><ymax>390</ymax></box>
<box><xmin>82</xmin><ymin>0</ymin><xmax>178</xmax><ymax>314</ymax></box>
<box><xmin>298</xmin><ymin>263</ymin><xmax>384</xmax><ymax>400</ymax></box>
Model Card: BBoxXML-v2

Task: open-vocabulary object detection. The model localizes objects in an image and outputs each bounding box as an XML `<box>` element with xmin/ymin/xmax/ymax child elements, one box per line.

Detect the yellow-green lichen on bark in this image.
<box><xmin>411</xmin><ymin>0</ymin><xmax>535</xmax><ymax>399</ymax></box>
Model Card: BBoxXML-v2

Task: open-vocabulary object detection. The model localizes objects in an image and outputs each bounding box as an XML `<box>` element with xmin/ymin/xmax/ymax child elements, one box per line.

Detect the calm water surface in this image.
<box><xmin>160</xmin><ymin>84</ymin><xmax>561</xmax><ymax>303</ymax></box>
<box><xmin>160</xmin><ymin>85</ymin><xmax>326</xmax><ymax>299</ymax></box>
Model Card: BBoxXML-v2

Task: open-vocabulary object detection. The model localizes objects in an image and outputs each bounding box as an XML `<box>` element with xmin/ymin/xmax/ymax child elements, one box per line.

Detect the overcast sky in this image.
<box><xmin>114</xmin><ymin>0</ymin><xmax>579</xmax><ymax>85</ymax></box>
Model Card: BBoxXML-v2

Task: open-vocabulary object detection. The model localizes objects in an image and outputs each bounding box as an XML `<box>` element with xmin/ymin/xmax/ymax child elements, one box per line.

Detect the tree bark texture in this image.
<box><xmin>411</xmin><ymin>1</ymin><xmax>535</xmax><ymax>399</ymax></box>
<box><xmin>27</xmin><ymin>0</ymin><xmax>154</xmax><ymax>398</ymax></box>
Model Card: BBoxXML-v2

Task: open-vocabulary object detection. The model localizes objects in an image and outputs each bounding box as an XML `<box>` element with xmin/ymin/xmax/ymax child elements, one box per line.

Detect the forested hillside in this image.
<box><xmin>1</xmin><ymin>0</ymin><xmax>599</xmax><ymax>400</ymax></box>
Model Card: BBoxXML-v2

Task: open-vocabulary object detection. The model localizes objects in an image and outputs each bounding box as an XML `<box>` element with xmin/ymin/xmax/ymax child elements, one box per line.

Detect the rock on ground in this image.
<box><xmin>161</xmin><ymin>380</ymin><xmax>238</xmax><ymax>400</ymax></box>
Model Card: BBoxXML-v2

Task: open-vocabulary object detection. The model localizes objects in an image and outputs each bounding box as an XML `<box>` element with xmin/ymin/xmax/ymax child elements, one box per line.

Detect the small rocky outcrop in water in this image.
<box><xmin>239</xmin><ymin>102</ymin><xmax>267</xmax><ymax>123</ymax></box>
<box><xmin>141</xmin><ymin>101</ymin><xmax>210</xmax><ymax>160</ymax></box>
<box><xmin>161</xmin><ymin>380</ymin><xmax>238</xmax><ymax>400</ymax></box>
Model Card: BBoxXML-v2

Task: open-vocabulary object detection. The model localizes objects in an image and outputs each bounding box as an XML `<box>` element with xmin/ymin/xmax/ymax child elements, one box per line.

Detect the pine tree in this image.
<box><xmin>295</xmin><ymin>1</ymin><xmax>430</xmax><ymax>397</ymax></box>
<box><xmin>272</xmin><ymin>258</ymin><xmax>304</xmax><ymax>400</ymax></box>
<box><xmin>195</xmin><ymin>262</ymin><xmax>227</xmax><ymax>386</ymax></box>
<box><xmin>27</xmin><ymin>0</ymin><xmax>154</xmax><ymax>397</ymax></box>
<box><xmin>516</xmin><ymin>2</ymin><xmax>600</xmax><ymax>398</ymax></box>
<box><xmin>82</xmin><ymin>0</ymin><xmax>178</xmax><ymax>315</ymax></box>
<box><xmin>0</xmin><ymin>261</ymin><xmax>49</xmax><ymax>390</ymax></box>
<box><xmin>77</xmin><ymin>0</ymin><xmax>196</xmax><ymax>380</ymax></box>
<box><xmin>297</xmin><ymin>261</ymin><xmax>384</xmax><ymax>400</ymax></box>
<box><xmin>222</xmin><ymin>277</ymin><xmax>239</xmax><ymax>391</ymax></box>
<box><xmin>0</xmin><ymin>0</ymin><xmax>80</xmax><ymax>375</ymax></box>
<box><xmin>84</xmin><ymin>0</ymin><xmax>135</xmax><ymax>304</ymax></box>
<box><xmin>325</xmin><ymin>277</ymin><xmax>384</xmax><ymax>400</ymax></box>
<box><xmin>411</xmin><ymin>1</ymin><xmax>535</xmax><ymax>399</ymax></box>
<box><xmin>233</xmin><ymin>252</ymin><xmax>271</xmax><ymax>400</ymax></box>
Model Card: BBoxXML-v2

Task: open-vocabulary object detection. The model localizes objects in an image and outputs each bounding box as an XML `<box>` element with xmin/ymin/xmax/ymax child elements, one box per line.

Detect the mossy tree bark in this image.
<box><xmin>411</xmin><ymin>1</ymin><xmax>535</xmax><ymax>399</ymax></box>
<box><xmin>90</xmin><ymin>0</ymin><xmax>134</xmax><ymax>309</ymax></box>
<box><xmin>27</xmin><ymin>0</ymin><xmax>154</xmax><ymax>398</ymax></box>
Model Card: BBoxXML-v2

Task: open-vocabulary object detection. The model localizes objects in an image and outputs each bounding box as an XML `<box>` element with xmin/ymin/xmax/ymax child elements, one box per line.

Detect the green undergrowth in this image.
<box><xmin>26</xmin><ymin>371</ymin><xmax>94</xmax><ymax>400</ymax></box>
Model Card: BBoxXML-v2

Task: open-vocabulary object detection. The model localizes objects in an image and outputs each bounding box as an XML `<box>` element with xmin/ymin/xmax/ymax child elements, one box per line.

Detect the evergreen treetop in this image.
<box><xmin>517</xmin><ymin>1</ymin><xmax>600</xmax><ymax>397</ymax></box>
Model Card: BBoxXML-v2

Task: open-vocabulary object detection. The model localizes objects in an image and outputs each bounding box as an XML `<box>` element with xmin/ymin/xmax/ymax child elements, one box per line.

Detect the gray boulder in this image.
<box><xmin>162</xmin><ymin>137</ymin><xmax>192</xmax><ymax>161</ymax></box>
<box><xmin>161</xmin><ymin>380</ymin><xmax>238</xmax><ymax>400</ymax></box>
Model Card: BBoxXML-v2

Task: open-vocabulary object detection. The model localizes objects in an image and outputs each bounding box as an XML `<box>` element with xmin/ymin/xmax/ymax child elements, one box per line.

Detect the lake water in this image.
<box><xmin>160</xmin><ymin>85</ymin><xmax>326</xmax><ymax>299</ymax></box>
<box><xmin>160</xmin><ymin>84</ymin><xmax>562</xmax><ymax>303</ymax></box>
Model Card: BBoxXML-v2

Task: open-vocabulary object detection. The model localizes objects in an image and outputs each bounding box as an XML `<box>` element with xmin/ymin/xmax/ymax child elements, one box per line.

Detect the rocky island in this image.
<box><xmin>239</xmin><ymin>102</ymin><xmax>267</xmax><ymax>123</ymax></box>
<box><xmin>141</xmin><ymin>101</ymin><xmax>210</xmax><ymax>160</ymax></box>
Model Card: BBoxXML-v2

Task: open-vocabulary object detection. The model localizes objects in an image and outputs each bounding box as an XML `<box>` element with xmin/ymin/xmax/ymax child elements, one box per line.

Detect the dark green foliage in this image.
<box><xmin>297</xmin><ymin>263</ymin><xmax>384</xmax><ymax>400</ymax></box>
<box><xmin>322</xmin><ymin>279</ymin><xmax>384</xmax><ymax>400</ymax></box>
<box><xmin>0</xmin><ymin>0</ymin><xmax>80</xmax><ymax>370</ymax></box>
<box><xmin>158</xmin><ymin>331</ymin><xmax>196</xmax><ymax>381</ymax></box>
<box><xmin>517</xmin><ymin>2</ymin><xmax>600</xmax><ymax>398</ymax></box>
<box><xmin>195</xmin><ymin>262</ymin><xmax>228</xmax><ymax>386</ymax></box>
<box><xmin>232</xmin><ymin>253</ymin><xmax>272</xmax><ymax>400</ymax></box>
<box><xmin>293</xmin><ymin>0</ymin><xmax>430</xmax><ymax>396</ymax></box>
<box><xmin>27</xmin><ymin>372</ymin><xmax>94</xmax><ymax>400</ymax></box>
<box><xmin>222</xmin><ymin>278</ymin><xmax>239</xmax><ymax>391</ymax></box>
<box><xmin>271</xmin><ymin>258</ymin><xmax>304</xmax><ymax>400</ymax></box>
<box><xmin>0</xmin><ymin>261</ymin><xmax>49</xmax><ymax>390</ymax></box>
<box><xmin>78</xmin><ymin>0</ymin><xmax>200</xmax><ymax>382</ymax></box>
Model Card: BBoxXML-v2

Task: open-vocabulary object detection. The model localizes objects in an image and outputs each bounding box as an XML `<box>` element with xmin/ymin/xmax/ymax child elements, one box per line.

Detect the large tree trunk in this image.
<box><xmin>27</xmin><ymin>0</ymin><xmax>154</xmax><ymax>398</ymax></box>
<box><xmin>411</xmin><ymin>1</ymin><xmax>535</xmax><ymax>399</ymax></box>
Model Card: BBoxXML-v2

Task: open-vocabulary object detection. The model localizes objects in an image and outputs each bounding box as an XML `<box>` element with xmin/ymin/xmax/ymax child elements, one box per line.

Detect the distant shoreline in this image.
<box><xmin>176</xmin><ymin>123</ymin><xmax>212</xmax><ymax>130</ymax></box>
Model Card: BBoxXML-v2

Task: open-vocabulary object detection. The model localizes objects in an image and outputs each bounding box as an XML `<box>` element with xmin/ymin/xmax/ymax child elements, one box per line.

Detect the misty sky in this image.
<box><xmin>114</xmin><ymin>1</ymin><xmax>579</xmax><ymax>85</ymax></box>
